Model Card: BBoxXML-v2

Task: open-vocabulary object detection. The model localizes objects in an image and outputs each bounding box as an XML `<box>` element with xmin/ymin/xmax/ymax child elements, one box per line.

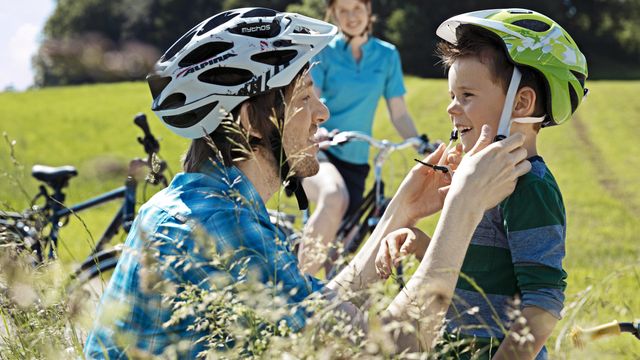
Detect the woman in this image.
<box><xmin>301</xmin><ymin>0</ymin><xmax>425</xmax><ymax>274</ymax></box>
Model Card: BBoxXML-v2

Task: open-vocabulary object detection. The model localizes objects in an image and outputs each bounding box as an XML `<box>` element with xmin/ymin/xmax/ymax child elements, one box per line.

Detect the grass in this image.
<box><xmin>1</xmin><ymin>78</ymin><xmax>639</xmax><ymax>358</ymax></box>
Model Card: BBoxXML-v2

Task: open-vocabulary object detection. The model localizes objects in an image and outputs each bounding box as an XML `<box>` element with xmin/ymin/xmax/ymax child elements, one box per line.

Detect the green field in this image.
<box><xmin>1</xmin><ymin>79</ymin><xmax>639</xmax><ymax>358</ymax></box>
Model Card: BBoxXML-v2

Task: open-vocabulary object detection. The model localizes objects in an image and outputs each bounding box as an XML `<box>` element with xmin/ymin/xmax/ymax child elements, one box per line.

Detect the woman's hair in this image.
<box><xmin>182</xmin><ymin>68</ymin><xmax>306</xmax><ymax>172</ymax></box>
<box><xmin>325</xmin><ymin>0</ymin><xmax>376</xmax><ymax>35</ymax></box>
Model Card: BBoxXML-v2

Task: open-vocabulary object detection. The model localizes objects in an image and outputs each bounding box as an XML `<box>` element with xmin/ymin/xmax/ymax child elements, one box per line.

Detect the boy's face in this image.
<box><xmin>447</xmin><ymin>56</ymin><xmax>505</xmax><ymax>152</ymax></box>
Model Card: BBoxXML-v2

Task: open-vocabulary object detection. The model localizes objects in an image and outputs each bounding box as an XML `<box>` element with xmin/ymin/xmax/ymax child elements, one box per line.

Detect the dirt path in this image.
<box><xmin>571</xmin><ymin>114</ymin><xmax>639</xmax><ymax>213</ymax></box>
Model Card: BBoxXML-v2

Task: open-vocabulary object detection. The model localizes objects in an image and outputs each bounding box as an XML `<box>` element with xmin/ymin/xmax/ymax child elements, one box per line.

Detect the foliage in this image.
<box><xmin>0</xmin><ymin>248</ymin><xmax>90</xmax><ymax>359</ymax></box>
<box><xmin>286</xmin><ymin>0</ymin><xmax>326</xmax><ymax>20</ymax></box>
<box><xmin>32</xmin><ymin>0</ymin><xmax>640</xmax><ymax>86</ymax></box>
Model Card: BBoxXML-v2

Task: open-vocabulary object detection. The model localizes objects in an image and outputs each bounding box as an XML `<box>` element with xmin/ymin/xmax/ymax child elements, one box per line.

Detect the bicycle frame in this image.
<box><xmin>320</xmin><ymin>132</ymin><xmax>428</xmax><ymax>277</ymax></box>
<box><xmin>42</xmin><ymin>176</ymin><xmax>137</xmax><ymax>259</ymax></box>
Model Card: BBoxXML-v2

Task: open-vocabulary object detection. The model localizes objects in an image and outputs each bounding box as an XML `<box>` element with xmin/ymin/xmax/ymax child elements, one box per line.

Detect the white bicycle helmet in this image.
<box><xmin>147</xmin><ymin>7</ymin><xmax>337</xmax><ymax>139</ymax></box>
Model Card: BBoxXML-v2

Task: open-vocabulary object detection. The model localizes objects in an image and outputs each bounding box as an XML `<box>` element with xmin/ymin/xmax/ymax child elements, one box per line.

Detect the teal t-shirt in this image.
<box><xmin>310</xmin><ymin>34</ymin><xmax>406</xmax><ymax>165</ymax></box>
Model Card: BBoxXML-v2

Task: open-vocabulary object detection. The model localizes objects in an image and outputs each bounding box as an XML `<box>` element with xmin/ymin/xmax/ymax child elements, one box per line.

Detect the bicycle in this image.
<box><xmin>0</xmin><ymin>113</ymin><xmax>169</xmax><ymax>293</ymax></box>
<box><xmin>272</xmin><ymin>131</ymin><xmax>439</xmax><ymax>279</ymax></box>
<box><xmin>571</xmin><ymin>320</ymin><xmax>640</xmax><ymax>348</ymax></box>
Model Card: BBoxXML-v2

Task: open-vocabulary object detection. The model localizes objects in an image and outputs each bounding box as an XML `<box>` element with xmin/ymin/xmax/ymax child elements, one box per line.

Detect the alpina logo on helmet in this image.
<box><xmin>237</xmin><ymin>62</ymin><xmax>288</xmax><ymax>97</ymax></box>
<box><xmin>176</xmin><ymin>52</ymin><xmax>238</xmax><ymax>78</ymax></box>
<box><xmin>242</xmin><ymin>24</ymin><xmax>271</xmax><ymax>33</ymax></box>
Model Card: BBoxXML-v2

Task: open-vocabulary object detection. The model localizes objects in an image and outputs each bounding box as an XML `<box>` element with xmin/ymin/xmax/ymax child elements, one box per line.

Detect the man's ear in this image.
<box><xmin>512</xmin><ymin>86</ymin><xmax>537</xmax><ymax>118</ymax></box>
<box><xmin>238</xmin><ymin>103</ymin><xmax>262</xmax><ymax>140</ymax></box>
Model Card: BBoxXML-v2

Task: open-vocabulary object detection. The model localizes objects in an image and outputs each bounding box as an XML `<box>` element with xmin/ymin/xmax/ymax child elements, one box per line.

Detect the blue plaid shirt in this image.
<box><xmin>84</xmin><ymin>161</ymin><xmax>324</xmax><ymax>359</ymax></box>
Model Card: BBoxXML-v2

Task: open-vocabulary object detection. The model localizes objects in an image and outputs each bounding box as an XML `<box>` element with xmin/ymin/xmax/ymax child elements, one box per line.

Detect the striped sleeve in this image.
<box><xmin>502</xmin><ymin>181</ymin><xmax>568</xmax><ymax>319</ymax></box>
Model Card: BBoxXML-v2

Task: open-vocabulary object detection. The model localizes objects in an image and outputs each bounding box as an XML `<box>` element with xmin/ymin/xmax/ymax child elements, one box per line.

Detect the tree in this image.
<box><xmin>33</xmin><ymin>0</ymin><xmax>640</xmax><ymax>86</ymax></box>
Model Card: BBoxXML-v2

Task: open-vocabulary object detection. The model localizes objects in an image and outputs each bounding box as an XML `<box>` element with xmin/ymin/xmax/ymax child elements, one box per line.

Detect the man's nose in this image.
<box><xmin>315</xmin><ymin>100</ymin><xmax>330</xmax><ymax>124</ymax></box>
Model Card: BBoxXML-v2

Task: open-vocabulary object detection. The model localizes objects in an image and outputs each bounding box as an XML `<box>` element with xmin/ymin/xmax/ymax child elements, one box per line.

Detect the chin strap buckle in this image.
<box><xmin>413</xmin><ymin>159</ymin><xmax>450</xmax><ymax>174</ymax></box>
<box><xmin>285</xmin><ymin>178</ymin><xmax>309</xmax><ymax>210</ymax></box>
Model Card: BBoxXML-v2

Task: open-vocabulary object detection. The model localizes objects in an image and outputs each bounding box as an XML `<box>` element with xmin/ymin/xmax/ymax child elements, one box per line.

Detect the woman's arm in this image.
<box><xmin>386</xmin><ymin>96</ymin><xmax>420</xmax><ymax>139</ymax></box>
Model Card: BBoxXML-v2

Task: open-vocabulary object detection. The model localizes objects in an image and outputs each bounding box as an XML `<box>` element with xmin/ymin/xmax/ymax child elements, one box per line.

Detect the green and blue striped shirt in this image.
<box><xmin>445</xmin><ymin>156</ymin><xmax>567</xmax><ymax>360</ymax></box>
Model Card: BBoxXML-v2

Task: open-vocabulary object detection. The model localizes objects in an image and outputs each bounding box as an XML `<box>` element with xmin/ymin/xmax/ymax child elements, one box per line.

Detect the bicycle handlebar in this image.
<box><xmin>321</xmin><ymin>131</ymin><xmax>437</xmax><ymax>153</ymax></box>
<box><xmin>571</xmin><ymin>320</ymin><xmax>640</xmax><ymax>348</ymax></box>
<box><xmin>134</xmin><ymin>113</ymin><xmax>160</xmax><ymax>157</ymax></box>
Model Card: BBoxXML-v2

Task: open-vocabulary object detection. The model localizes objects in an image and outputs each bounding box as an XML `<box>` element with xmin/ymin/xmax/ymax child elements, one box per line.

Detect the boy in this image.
<box><xmin>375</xmin><ymin>9</ymin><xmax>588</xmax><ymax>359</ymax></box>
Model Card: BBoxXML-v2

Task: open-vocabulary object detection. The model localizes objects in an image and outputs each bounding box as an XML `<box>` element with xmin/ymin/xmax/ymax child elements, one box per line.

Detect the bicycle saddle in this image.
<box><xmin>31</xmin><ymin>165</ymin><xmax>78</xmax><ymax>188</ymax></box>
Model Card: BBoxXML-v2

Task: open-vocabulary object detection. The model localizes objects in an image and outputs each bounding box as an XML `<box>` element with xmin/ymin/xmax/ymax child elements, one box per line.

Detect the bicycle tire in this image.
<box><xmin>325</xmin><ymin>196</ymin><xmax>392</xmax><ymax>279</ymax></box>
<box><xmin>0</xmin><ymin>213</ymin><xmax>44</xmax><ymax>262</ymax></box>
<box><xmin>344</xmin><ymin>198</ymin><xmax>391</xmax><ymax>254</ymax></box>
<box><xmin>66</xmin><ymin>245</ymin><xmax>123</xmax><ymax>295</ymax></box>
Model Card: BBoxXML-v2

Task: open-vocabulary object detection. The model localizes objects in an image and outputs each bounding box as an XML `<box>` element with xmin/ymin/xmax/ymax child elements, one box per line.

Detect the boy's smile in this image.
<box><xmin>447</xmin><ymin>56</ymin><xmax>505</xmax><ymax>152</ymax></box>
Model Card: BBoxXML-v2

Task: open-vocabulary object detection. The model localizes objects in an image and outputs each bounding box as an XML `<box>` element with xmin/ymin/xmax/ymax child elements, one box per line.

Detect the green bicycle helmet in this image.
<box><xmin>437</xmin><ymin>8</ymin><xmax>588</xmax><ymax>127</ymax></box>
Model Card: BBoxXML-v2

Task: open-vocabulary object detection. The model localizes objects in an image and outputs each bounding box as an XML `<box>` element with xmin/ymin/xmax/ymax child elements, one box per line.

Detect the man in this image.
<box><xmin>84</xmin><ymin>8</ymin><xmax>531</xmax><ymax>358</ymax></box>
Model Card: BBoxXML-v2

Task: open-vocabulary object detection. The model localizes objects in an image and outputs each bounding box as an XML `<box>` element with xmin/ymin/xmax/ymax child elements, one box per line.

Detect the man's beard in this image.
<box><xmin>288</xmin><ymin>153</ymin><xmax>319</xmax><ymax>179</ymax></box>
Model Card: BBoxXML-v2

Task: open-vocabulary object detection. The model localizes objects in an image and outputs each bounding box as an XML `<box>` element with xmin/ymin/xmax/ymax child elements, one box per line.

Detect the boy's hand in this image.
<box><xmin>375</xmin><ymin>227</ymin><xmax>431</xmax><ymax>279</ymax></box>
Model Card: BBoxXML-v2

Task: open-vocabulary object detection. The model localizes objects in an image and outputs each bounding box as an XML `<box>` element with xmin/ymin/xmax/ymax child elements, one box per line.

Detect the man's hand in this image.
<box><xmin>386</xmin><ymin>141</ymin><xmax>462</xmax><ymax>225</ymax></box>
<box><xmin>375</xmin><ymin>227</ymin><xmax>431</xmax><ymax>279</ymax></box>
<box><xmin>447</xmin><ymin>124</ymin><xmax>531</xmax><ymax>211</ymax></box>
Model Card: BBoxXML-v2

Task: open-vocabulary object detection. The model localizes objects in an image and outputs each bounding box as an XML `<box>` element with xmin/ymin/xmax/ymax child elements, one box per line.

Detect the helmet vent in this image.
<box><xmin>512</xmin><ymin>20</ymin><xmax>550</xmax><ymax>32</ymax></box>
<box><xmin>198</xmin><ymin>67</ymin><xmax>254</xmax><ymax>86</ymax></box>
<box><xmin>163</xmin><ymin>101</ymin><xmax>219</xmax><ymax>129</ymax></box>
<box><xmin>229</xmin><ymin>21</ymin><xmax>281</xmax><ymax>38</ymax></box>
<box><xmin>251</xmin><ymin>50</ymin><xmax>298</xmax><ymax>66</ymax></box>
<box><xmin>198</xmin><ymin>12</ymin><xmax>240</xmax><ymax>35</ymax></box>
<box><xmin>293</xmin><ymin>26</ymin><xmax>311</xmax><ymax>34</ymax></box>
<box><xmin>508</xmin><ymin>10</ymin><xmax>534</xmax><ymax>15</ymax></box>
<box><xmin>241</xmin><ymin>8</ymin><xmax>277</xmax><ymax>18</ymax></box>
<box><xmin>156</xmin><ymin>93</ymin><xmax>186</xmax><ymax>110</ymax></box>
<box><xmin>179</xmin><ymin>42</ymin><xmax>234</xmax><ymax>67</ymax></box>
<box><xmin>161</xmin><ymin>27</ymin><xmax>199</xmax><ymax>62</ymax></box>
<box><xmin>273</xmin><ymin>39</ymin><xmax>293</xmax><ymax>48</ymax></box>
<box><xmin>571</xmin><ymin>70</ymin><xmax>586</xmax><ymax>88</ymax></box>
<box><xmin>568</xmin><ymin>83</ymin><xmax>579</xmax><ymax>114</ymax></box>
<box><xmin>147</xmin><ymin>75</ymin><xmax>172</xmax><ymax>100</ymax></box>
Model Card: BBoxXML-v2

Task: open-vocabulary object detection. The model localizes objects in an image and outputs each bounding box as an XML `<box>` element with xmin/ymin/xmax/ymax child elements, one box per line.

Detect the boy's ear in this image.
<box><xmin>238</xmin><ymin>103</ymin><xmax>262</xmax><ymax>140</ymax></box>
<box><xmin>512</xmin><ymin>86</ymin><xmax>537</xmax><ymax>118</ymax></box>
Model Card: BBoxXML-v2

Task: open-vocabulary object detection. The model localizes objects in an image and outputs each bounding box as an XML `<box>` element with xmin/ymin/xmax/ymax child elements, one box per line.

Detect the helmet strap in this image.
<box><xmin>495</xmin><ymin>66</ymin><xmax>522</xmax><ymax>141</ymax></box>
<box><xmin>512</xmin><ymin>115</ymin><xmax>546</xmax><ymax>124</ymax></box>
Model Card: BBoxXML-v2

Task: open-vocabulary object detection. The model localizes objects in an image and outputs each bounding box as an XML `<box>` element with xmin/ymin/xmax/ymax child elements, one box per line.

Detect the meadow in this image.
<box><xmin>0</xmin><ymin>78</ymin><xmax>638</xmax><ymax>358</ymax></box>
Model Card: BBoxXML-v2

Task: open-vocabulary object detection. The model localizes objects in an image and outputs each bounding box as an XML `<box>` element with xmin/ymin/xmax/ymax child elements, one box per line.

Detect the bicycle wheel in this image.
<box><xmin>324</xmin><ymin>191</ymin><xmax>383</xmax><ymax>278</ymax></box>
<box><xmin>66</xmin><ymin>245</ymin><xmax>123</xmax><ymax>299</ymax></box>
<box><xmin>344</xmin><ymin>197</ymin><xmax>391</xmax><ymax>254</ymax></box>
<box><xmin>0</xmin><ymin>213</ymin><xmax>44</xmax><ymax>263</ymax></box>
